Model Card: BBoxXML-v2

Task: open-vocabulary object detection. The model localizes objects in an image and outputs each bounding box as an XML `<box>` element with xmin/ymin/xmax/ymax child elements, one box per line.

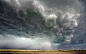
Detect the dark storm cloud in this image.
<box><xmin>0</xmin><ymin>0</ymin><xmax>85</xmax><ymax>50</ymax></box>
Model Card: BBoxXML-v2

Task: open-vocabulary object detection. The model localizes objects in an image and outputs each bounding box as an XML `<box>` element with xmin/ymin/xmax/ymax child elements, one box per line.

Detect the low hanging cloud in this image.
<box><xmin>0</xmin><ymin>35</ymin><xmax>53</xmax><ymax>50</ymax></box>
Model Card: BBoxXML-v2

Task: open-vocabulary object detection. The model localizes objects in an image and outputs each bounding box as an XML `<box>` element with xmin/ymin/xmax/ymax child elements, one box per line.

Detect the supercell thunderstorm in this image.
<box><xmin>0</xmin><ymin>0</ymin><xmax>85</xmax><ymax>50</ymax></box>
